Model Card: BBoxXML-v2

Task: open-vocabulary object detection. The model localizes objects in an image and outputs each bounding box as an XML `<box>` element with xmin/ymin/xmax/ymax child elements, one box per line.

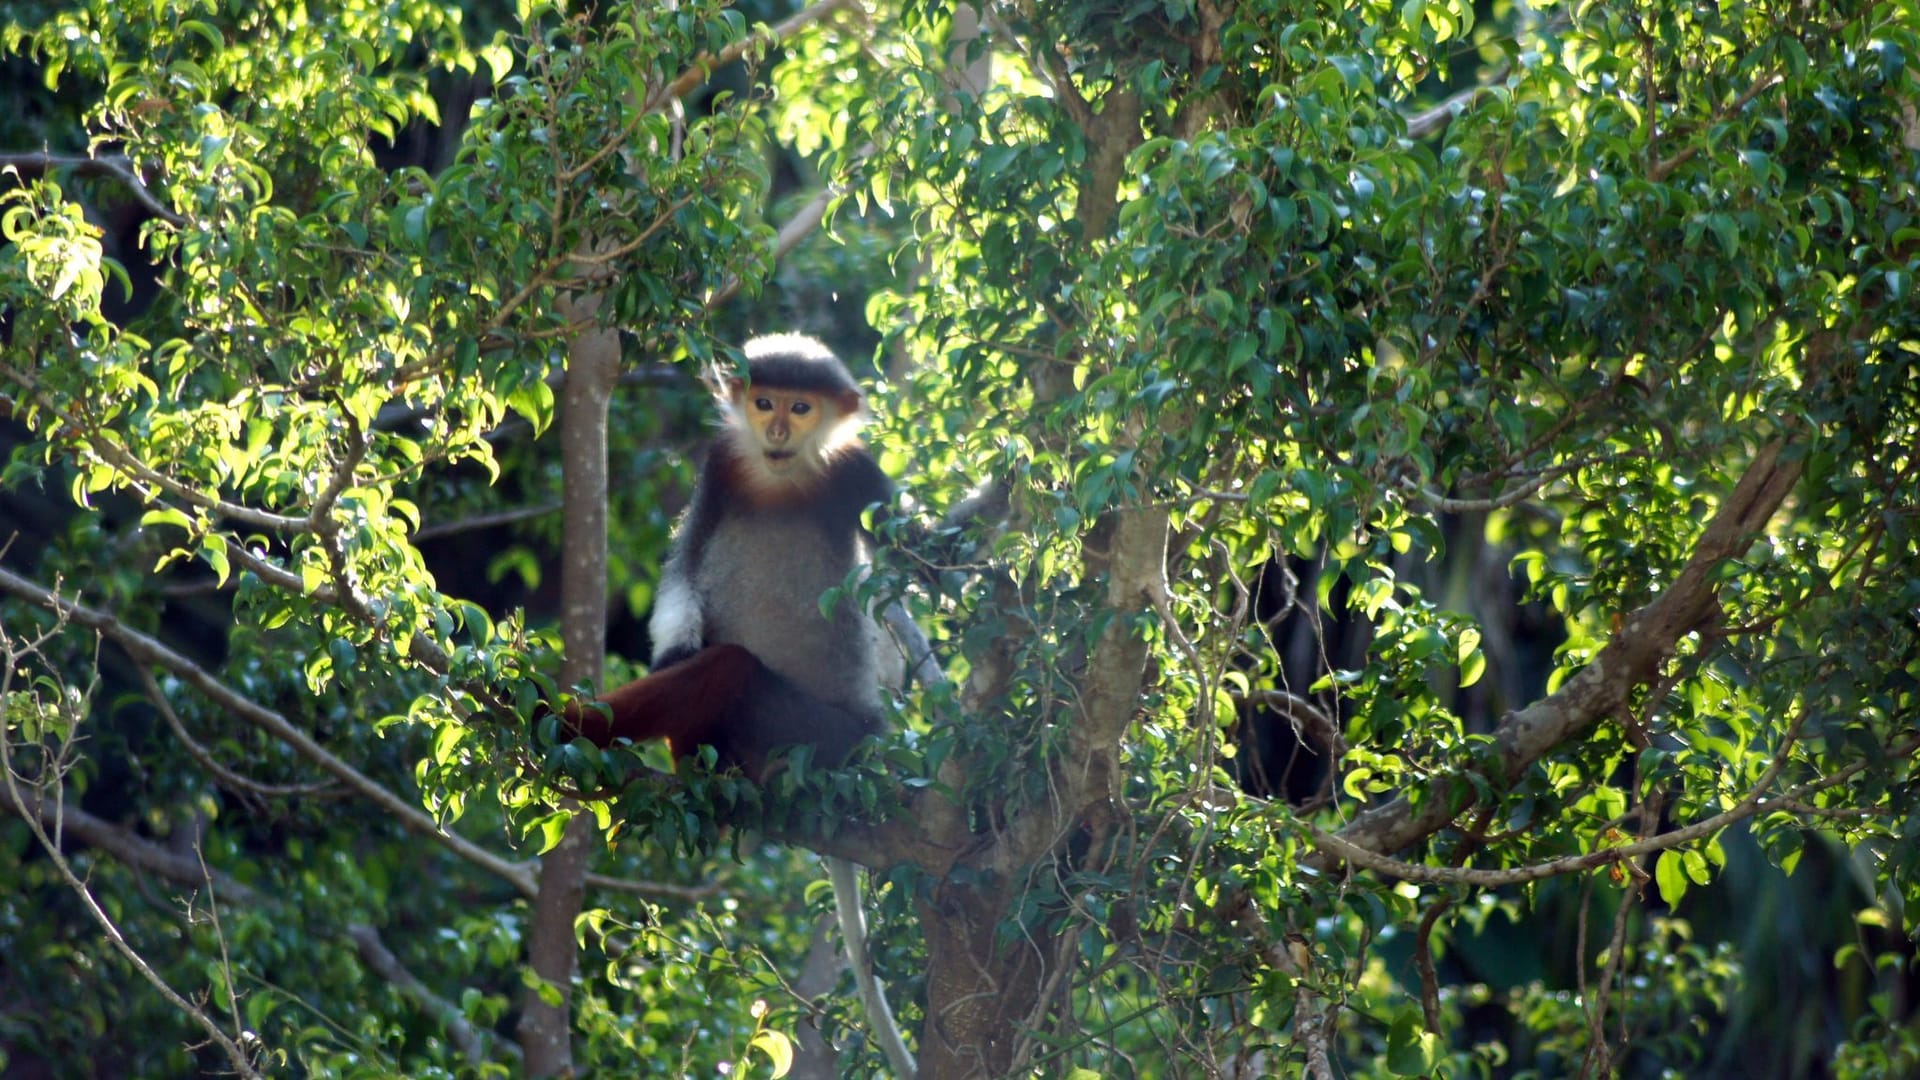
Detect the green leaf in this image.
<box><xmin>200</xmin><ymin>536</ymin><xmax>231</xmax><ymax>587</ymax></box>
<box><xmin>1682</xmin><ymin>847</ymin><xmax>1710</xmax><ymax>886</ymax></box>
<box><xmin>1403</xmin><ymin>625</ymin><xmax>1446</xmax><ymax>662</ymax></box>
<box><xmin>1343</xmin><ymin>765</ymin><xmax>1375</xmax><ymax>800</ymax></box>
<box><xmin>1655</xmin><ymin>849</ymin><xmax>1688</xmax><ymax>907</ymax></box>
<box><xmin>748</xmin><ymin>1029</ymin><xmax>794</xmax><ymax>1078</ymax></box>
<box><xmin>531</xmin><ymin>811</ymin><xmax>572</xmax><ymax>856</ymax></box>
<box><xmin>1385</xmin><ymin>1013</ymin><xmax>1442</xmax><ymax>1075</ymax></box>
<box><xmin>508</xmin><ymin>379</ymin><xmax>556</xmax><ymax>436</ymax></box>
<box><xmin>139</xmin><ymin>506</ymin><xmax>193</xmax><ymax>533</ymax></box>
<box><xmin>1459</xmin><ymin>648</ymin><xmax>1486</xmax><ymax>689</ymax></box>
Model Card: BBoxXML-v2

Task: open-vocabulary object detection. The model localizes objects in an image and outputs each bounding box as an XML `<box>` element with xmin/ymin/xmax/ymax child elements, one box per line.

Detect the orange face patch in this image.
<box><xmin>741</xmin><ymin>388</ymin><xmax>831</xmax><ymax>464</ymax></box>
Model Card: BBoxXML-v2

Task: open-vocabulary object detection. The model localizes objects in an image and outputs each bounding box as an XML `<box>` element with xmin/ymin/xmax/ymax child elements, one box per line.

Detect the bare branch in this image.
<box><xmin>1290</xmin><ymin>726</ymin><xmax>1914</xmax><ymax>888</ymax></box>
<box><xmin>413</xmin><ymin>501</ymin><xmax>563</xmax><ymax>541</ymax></box>
<box><xmin>0</xmin><ymin>150</ymin><xmax>187</xmax><ymax>226</ymax></box>
<box><xmin>137</xmin><ymin>666</ymin><xmax>342</xmax><ymax>801</ymax></box>
<box><xmin>348</xmin><ymin>922</ymin><xmax>521</xmax><ymax>1066</ymax></box>
<box><xmin>0</xmin><ymin>771</ymin><xmax>516</xmax><ymax>1066</ymax></box>
<box><xmin>1649</xmin><ymin>74</ymin><xmax>1784</xmax><ymax>181</ymax></box>
<box><xmin>647</xmin><ymin>0</ymin><xmax>858</xmax><ymax>112</ymax></box>
<box><xmin>0</xmin><ymin>565</ymin><xmax>541</xmax><ymax>898</ymax></box>
<box><xmin>1404</xmin><ymin>79</ymin><xmax>1505</xmax><ymax>140</ymax></box>
<box><xmin>1215</xmin><ymin>888</ymin><xmax>1337</xmax><ymax>1080</ymax></box>
<box><xmin>1</xmin><ymin>785</ymin><xmax>261</xmax><ymax>906</ymax></box>
<box><xmin>0</xmin><ymin>361</ymin><xmax>310</xmax><ymax>533</ymax></box>
<box><xmin>0</xmin><ymin>643</ymin><xmax>261</xmax><ymax>1077</ymax></box>
<box><xmin>1403</xmin><ymin>468</ymin><xmax>1559</xmax><ymax>513</ymax></box>
<box><xmin>1309</xmin><ymin>438</ymin><xmax>1805</xmax><ymax>868</ymax></box>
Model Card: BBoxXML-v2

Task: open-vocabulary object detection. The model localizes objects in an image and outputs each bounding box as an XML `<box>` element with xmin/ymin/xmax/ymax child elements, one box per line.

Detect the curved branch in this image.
<box><xmin>0</xmin><ymin>779</ymin><xmax>517</xmax><ymax>1066</ymax></box>
<box><xmin>704</xmin><ymin>143</ymin><xmax>873</xmax><ymax>310</ymax></box>
<box><xmin>138</xmin><ymin>666</ymin><xmax>342</xmax><ymax>801</ymax></box>
<box><xmin>1</xmin><ymin>785</ymin><xmax>262</xmax><ymax>906</ymax></box>
<box><xmin>1308</xmin><ymin>438</ymin><xmax>1805</xmax><ymax>869</ymax></box>
<box><xmin>0</xmin><ymin>660</ymin><xmax>260</xmax><ymax>1075</ymax></box>
<box><xmin>1290</xmin><ymin>726</ymin><xmax>1914</xmax><ymax>887</ymax></box>
<box><xmin>0</xmin><ymin>150</ymin><xmax>187</xmax><ymax>227</ymax></box>
<box><xmin>1214</xmin><ymin>888</ymin><xmax>1336</xmax><ymax>1080</ymax></box>
<box><xmin>647</xmin><ymin>0</ymin><xmax>857</xmax><ymax>112</ymax></box>
<box><xmin>348</xmin><ymin>922</ymin><xmax>520</xmax><ymax>1066</ymax></box>
<box><xmin>0</xmin><ymin>565</ymin><xmax>541</xmax><ymax>898</ymax></box>
<box><xmin>0</xmin><ymin>362</ymin><xmax>309</xmax><ymax>533</ymax></box>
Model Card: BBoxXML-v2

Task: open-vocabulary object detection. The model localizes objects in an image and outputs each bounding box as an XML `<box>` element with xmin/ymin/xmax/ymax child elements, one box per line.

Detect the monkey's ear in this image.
<box><xmin>835</xmin><ymin>389</ymin><xmax>863</xmax><ymax>417</ymax></box>
<box><xmin>725</xmin><ymin>376</ymin><xmax>747</xmax><ymax>401</ymax></box>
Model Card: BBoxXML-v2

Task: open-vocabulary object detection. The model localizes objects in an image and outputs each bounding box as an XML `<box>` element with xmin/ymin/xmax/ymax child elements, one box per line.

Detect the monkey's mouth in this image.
<box><xmin>765</xmin><ymin>450</ymin><xmax>796</xmax><ymax>462</ymax></box>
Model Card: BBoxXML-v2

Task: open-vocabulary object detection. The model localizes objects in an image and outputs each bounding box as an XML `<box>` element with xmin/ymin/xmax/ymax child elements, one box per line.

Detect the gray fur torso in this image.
<box><xmin>692</xmin><ymin>507</ymin><xmax>879</xmax><ymax>711</ymax></box>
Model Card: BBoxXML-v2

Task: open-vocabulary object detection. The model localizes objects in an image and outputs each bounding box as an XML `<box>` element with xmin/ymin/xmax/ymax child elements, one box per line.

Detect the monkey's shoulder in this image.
<box><xmin>809</xmin><ymin>447</ymin><xmax>893</xmax><ymax>526</ymax></box>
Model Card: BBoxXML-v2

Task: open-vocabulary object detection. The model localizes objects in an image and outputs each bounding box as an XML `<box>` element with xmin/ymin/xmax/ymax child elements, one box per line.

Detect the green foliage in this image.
<box><xmin>4</xmin><ymin>0</ymin><xmax>1918</xmax><ymax>1077</ymax></box>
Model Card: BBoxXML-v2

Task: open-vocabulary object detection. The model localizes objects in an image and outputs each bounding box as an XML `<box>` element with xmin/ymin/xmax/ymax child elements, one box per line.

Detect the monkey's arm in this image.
<box><xmin>648</xmin><ymin>446</ymin><xmax>735</xmax><ymax>668</ymax></box>
<box><xmin>647</xmin><ymin>568</ymin><xmax>703</xmax><ymax>669</ymax></box>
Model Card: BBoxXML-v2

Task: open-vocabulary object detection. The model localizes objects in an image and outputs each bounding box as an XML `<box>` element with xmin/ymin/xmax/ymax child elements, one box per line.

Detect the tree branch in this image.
<box><xmin>0</xmin><ymin>780</ymin><xmax>517</xmax><ymax>1066</ymax></box>
<box><xmin>1215</xmin><ymin>888</ymin><xmax>1337</xmax><ymax>1080</ymax></box>
<box><xmin>138</xmin><ymin>666</ymin><xmax>342</xmax><ymax>801</ymax></box>
<box><xmin>1</xmin><ymin>785</ymin><xmax>261</xmax><ymax>906</ymax></box>
<box><xmin>0</xmin><ymin>565</ymin><xmax>542</xmax><ymax>898</ymax></box>
<box><xmin>0</xmin><ymin>150</ymin><xmax>187</xmax><ymax>226</ymax></box>
<box><xmin>0</xmin><ymin>361</ymin><xmax>310</xmax><ymax>533</ymax></box>
<box><xmin>1290</xmin><ymin>724</ymin><xmax>1914</xmax><ymax>887</ymax></box>
<box><xmin>348</xmin><ymin>922</ymin><xmax>520</xmax><ymax>1066</ymax></box>
<box><xmin>704</xmin><ymin>143</ymin><xmax>874</xmax><ymax>310</ymax></box>
<box><xmin>0</xmin><ymin>651</ymin><xmax>260</xmax><ymax>1076</ymax></box>
<box><xmin>646</xmin><ymin>0</ymin><xmax>857</xmax><ymax>113</ymax></box>
<box><xmin>1307</xmin><ymin>438</ymin><xmax>1804</xmax><ymax>868</ymax></box>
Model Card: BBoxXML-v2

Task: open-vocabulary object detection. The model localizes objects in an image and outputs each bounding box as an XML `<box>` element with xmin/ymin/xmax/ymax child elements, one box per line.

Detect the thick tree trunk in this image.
<box><xmin>917</xmin><ymin>878</ymin><xmax>1049</xmax><ymax>1080</ymax></box>
<box><xmin>518</xmin><ymin>307</ymin><xmax>620</xmax><ymax>1074</ymax></box>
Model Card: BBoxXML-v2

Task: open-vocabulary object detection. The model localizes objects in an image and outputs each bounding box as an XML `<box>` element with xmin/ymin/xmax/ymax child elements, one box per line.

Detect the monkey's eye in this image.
<box><xmin>753</xmin><ymin>397</ymin><xmax>775</xmax><ymax>412</ymax></box>
<box><xmin>790</xmin><ymin>400</ymin><xmax>812</xmax><ymax>416</ymax></box>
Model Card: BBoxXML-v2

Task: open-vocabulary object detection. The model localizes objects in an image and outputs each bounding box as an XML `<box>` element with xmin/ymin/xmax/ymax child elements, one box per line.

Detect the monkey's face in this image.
<box><xmin>738</xmin><ymin>388</ymin><xmax>834</xmax><ymax>470</ymax></box>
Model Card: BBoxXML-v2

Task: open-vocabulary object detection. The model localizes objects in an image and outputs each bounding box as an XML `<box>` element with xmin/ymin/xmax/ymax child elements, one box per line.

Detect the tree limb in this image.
<box><xmin>1289</xmin><ymin>724</ymin><xmax>1914</xmax><ymax>886</ymax></box>
<box><xmin>0</xmin><ymin>781</ymin><xmax>518</xmax><ymax>1066</ymax></box>
<box><xmin>137</xmin><ymin>666</ymin><xmax>343</xmax><ymax>801</ymax></box>
<box><xmin>348</xmin><ymin>922</ymin><xmax>520</xmax><ymax>1066</ymax></box>
<box><xmin>0</xmin><ymin>651</ymin><xmax>261</xmax><ymax>1076</ymax></box>
<box><xmin>1307</xmin><ymin>438</ymin><xmax>1804</xmax><ymax>868</ymax></box>
<box><xmin>0</xmin><ymin>150</ymin><xmax>187</xmax><ymax>226</ymax></box>
<box><xmin>1</xmin><ymin>785</ymin><xmax>261</xmax><ymax>906</ymax></box>
<box><xmin>646</xmin><ymin>0</ymin><xmax>857</xmax><ymax>112</ymax></box>
<box><xmin>0</xmin><ymin>565</ymin><xmax>542</xmax><ymax>897</ymax></box>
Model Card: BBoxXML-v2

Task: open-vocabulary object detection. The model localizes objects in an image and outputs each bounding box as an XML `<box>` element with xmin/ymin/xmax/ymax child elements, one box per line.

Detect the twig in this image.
<box><xmin>0</xmin><ymin>361</ymin><xmax>310</xmax><ymax>533</ymax></box>
<box><xmin>706</xmin><ymin>143</ymin><xmax>874</xmax><ymax>310</ymax></box>
<box><xmin>1215</xmin><ymin>889</ymin><xmax>1337</xmax><ymax>1080</ymax></box>
<box><xmin>413</xmin><ymin>501</ymin><xmax>563</xmax><ymax>541</ymax></box>
<box><xmin>1310</xmin><ymin>439</ymin><xmax>1807</xmax><ymax>866</ymax></box>
<box><xmin>1285</xmin><ymin>723</ymin><xmax>1913</xmax><ymax>888</ymax></box>
<box><xmin>0</xmin><ymin>632</ymin><xmax>261</xmax><ymax>1077</ymax></box>
<box><xmin>1404</xmin><ymin>78</ymin><xmax>1505</xmax><ymax>140</ymax></box>
<box><xmin>1648</xmin><ymin>74</ymin><xmax>1784</xmax><ymax>182</ymax></box>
